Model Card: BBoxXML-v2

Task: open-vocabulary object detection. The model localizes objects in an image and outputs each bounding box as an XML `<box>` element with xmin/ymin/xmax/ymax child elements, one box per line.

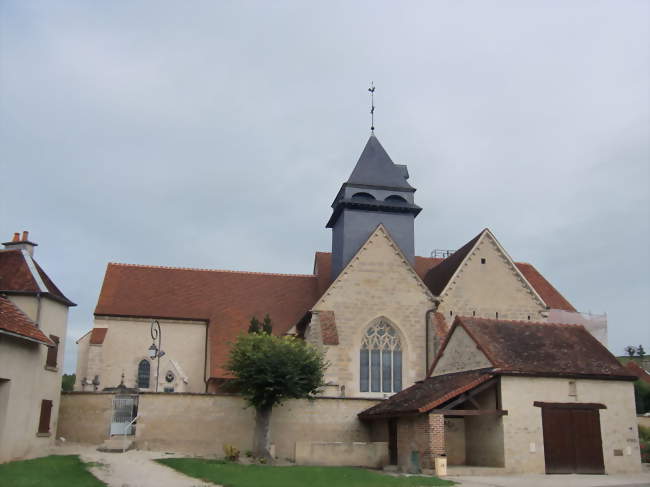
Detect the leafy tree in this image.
<box><xmin>638</xmin><ymin>344</ymin><xmax>646</xmax><ymax>357</ymax></box>
<box><xmin>624</xmin><ymin>345</ymin><xmax>637</xmax><ymax>357</ymax></box>
<box><xmin>248</xmin><ymin>314</ymin><xmax>273</xmax><ymax>334</ymax></box>
<box><xmin>61</xmin><ymin>373</ymin><xmax>76</xmax><ymax>392</ymax></box>
<box><xmin>226</xmin><ymin>333</ymin><xmax>327</xmax><ymax>460</ymax></box>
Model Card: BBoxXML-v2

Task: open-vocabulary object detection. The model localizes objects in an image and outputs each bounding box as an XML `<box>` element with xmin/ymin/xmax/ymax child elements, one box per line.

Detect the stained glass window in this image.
<box><xmin>137</xmin><ymin>359</ymin><xmax>150</xmax><ymax>389</ymax></box>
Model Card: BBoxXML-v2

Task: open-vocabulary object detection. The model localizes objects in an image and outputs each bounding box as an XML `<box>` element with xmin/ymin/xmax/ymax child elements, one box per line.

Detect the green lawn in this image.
<box><xmin>157</xmin><ymin>459</ymin><xmax>455</xmax><ymax>487</ymax></box>
<box><xmin>0</xmin><ymin>455</ymin><xmax>105</xmax><ymax>487</ymax></box>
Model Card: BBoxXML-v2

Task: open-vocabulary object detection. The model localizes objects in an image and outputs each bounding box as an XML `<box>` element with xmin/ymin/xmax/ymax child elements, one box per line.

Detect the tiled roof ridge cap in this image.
<box><xmin>458</xmin><ymin>315</ymin><xmax>585</xmax><ymax>329</ymax></box>
<box><xmin>108</xmin><ymin>262</ymin><xmax>317</xmax><ymax>278</ymax></box>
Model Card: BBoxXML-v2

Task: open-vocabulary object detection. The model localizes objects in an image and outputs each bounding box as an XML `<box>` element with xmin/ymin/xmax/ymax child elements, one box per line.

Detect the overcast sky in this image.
<box><xmin>1</xmin><ymin>1</ymin><xmax>648</xmax><ymax>374</ymax></box>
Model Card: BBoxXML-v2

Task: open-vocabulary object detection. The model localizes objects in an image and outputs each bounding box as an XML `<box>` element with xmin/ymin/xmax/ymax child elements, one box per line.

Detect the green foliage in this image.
<box><xmin>0</xmin><ymin>455</ymin><xmax>106</xmax><ymax>487</ymax></box>
<box><xmin>638</xmin><ymin>344</ymin><xmax>646</xmax><ymax>357</ymax></box>
<box><xmin>625</xmin><ymin>345</ymin><xmax>637</xmax><ymax>357</ymax></box>
<box><xmin>156</xmin><ymin>459</ymin><xmax>457</xmax><ymax>487</ymax></box>
<box><xmin>634</xmin><ymin>380</ymin><xmax>650</xmax><ymax>414</ymax></box>
<box><xmin>61</xmin><ymin>373</ymin><xmax>76</xmax><ymax>392</ymax></box>
<box><xmin>640</xmin><ymin>426</ymin><xmax>650</xmax><ymax>463</ymax></box>
<box><xmin>244</xmin><ymin>450</ymin><xmax>253</xmax><ymax>458</ymax></box>
<box><xmin>223</xmin><ymin>444</ymin><xmax>241</xmax><ymax>462</ymax></box>
<box><xmin>248</xmin><ymin>314</ymin><xmax>273</xmax><ymax>334</ymax></box>
<box><xmin>226</xmin><ymin>333</ymin><xmax>327</xmax><ymax>409</ymax></box>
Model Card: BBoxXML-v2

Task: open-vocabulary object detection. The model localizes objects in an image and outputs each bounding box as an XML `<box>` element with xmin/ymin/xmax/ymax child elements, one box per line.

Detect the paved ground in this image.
<box><xmin>451</xmin><ymin>472</ymin><xmax>650</xmax><ymax>487</ymax></box>
<box><xmin>49</xmin><ymin>443</ymin><xmax>649</xmax><ymax>487</ymax></box>
<box><xmin>52</xmin><ymin>443</ymin><xmax>219</xmax><ymax>487</ymax></box>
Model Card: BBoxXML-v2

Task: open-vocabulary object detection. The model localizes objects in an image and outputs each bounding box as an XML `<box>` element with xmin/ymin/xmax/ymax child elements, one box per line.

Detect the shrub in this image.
<box><xmin>223</xmin><ymin>444</ymin><xmax>240</xmax><ymax>462</ymax></box>
<box><xmin>640</xmin><ymin>426</ymin><xmax>650</xmax><ymax>464</ymax></box>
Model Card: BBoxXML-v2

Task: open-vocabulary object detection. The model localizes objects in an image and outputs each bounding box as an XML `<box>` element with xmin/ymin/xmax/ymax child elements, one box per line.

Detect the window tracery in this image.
<box><xmin>359</xmin><ymin>320</ymin><xmax>402</xmax><ymax>393</ymax></box>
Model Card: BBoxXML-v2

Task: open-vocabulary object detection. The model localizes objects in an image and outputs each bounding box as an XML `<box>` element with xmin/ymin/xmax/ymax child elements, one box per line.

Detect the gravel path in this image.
<box><xmin>51</xmin><ymin>443</ymin><xmax>219</xmax><ymax>487</ymax></box>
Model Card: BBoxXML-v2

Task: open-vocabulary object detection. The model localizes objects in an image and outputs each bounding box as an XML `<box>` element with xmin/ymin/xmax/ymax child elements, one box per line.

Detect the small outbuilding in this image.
<box><xmin>359</xmin><ymin>316</ymin><xmax>642</xmax><ymax>475</ymax></box>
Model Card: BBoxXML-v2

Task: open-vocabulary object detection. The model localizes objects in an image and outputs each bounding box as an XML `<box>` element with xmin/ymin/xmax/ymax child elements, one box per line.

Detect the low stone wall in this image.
<box><xmin>58</xmin><ymin>392</ymin><xmax>381</xmax><ymax>464</ymax></box>
<box><xmin>638</xmin><ymin>415</ymin><xmax>650</xmax><ymax>429</ymax></box>
<box><xmin>58</xmin><ymin>392</ymin><xmax>114</xmax><ymax>444</ymax></box>
<box><xmin>295</xmin><ymin>441</ymin><xmax>388</xmax><ymax>467</ymax></box>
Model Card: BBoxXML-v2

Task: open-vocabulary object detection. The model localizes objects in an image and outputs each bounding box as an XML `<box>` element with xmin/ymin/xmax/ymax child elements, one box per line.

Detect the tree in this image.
<box><xmin>61</xmin><ymin>373</ymin><xmax>76</xmax><ymax>392</ymax></box>
<box><xmin>248</xmin><ymin>314</ymin><xmax>273</xmax><ymax>334</ymax></box>
<box><xmin>625</xmin><ymin>345</ymin><xmax>637</xmax><ymax>357</ymax></box>
<box><xmin>638</xmin><ymin>344</ymin><xmax>646</xmax><ymax>357</ymax></box>
<box><xmin>226</xmin><ymin>333</ymin><xmax>327</xmax><ymax>460</ymax></box>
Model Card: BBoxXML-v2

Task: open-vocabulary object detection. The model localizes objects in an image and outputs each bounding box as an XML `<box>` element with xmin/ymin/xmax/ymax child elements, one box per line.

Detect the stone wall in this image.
<box><xmin>500</xmin><ymin>376</ymin><xmax>642</xmax><ymax>474</ymax></box>
<box><xmin>58</xmin><ymin>392</ymin><xmax>382</xmax><ymax>465</ymax></box>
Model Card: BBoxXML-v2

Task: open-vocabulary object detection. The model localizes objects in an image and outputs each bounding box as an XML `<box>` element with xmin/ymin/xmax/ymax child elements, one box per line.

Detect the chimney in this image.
<box><xmin>2</xmin><ymin>230</ymin><xmax>38</xmax><ymax>256</ymax></box>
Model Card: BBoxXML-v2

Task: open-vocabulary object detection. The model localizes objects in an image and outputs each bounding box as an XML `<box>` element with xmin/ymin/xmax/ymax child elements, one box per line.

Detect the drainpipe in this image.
<box><xmin>425</xmin><ymin>301</ymin><xmax>440</xmax><ymax>378</ymax></box>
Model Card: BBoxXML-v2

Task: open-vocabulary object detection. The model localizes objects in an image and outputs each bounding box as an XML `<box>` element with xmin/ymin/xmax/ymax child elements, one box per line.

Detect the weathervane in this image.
<box><xmin>368</xmin><ymin>82</ymin><xmax>375</xmax><ymax>133</ymax></box>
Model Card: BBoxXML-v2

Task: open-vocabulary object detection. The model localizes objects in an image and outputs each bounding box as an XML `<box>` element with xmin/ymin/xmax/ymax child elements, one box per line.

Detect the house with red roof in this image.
<box><xmin>0</xmin><ymin>232</ymin><xmax>76</xmax><ymax>462</ymax></box>
<box><xmin>71</xmin><ymin>134</ymin><xmax>639</xmax><ymax>473</ymax></box>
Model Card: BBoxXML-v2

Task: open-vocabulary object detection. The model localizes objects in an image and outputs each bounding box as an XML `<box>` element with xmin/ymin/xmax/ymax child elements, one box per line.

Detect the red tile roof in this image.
<box><xmin>423</xmin><ymin>231</ymin><xmax>482</xmax><ymax>296</ymax></box>
<box><xmin>89</xmin><ymin>328</ymin><xmax>108</xmax><ymax>345</ymax></box>
<box><xmin>0</xmin><ymin>296</ymin><xmax>54</xmax><ymax>346</ymax></box>
<box><xmin>625</xmin><ymin>361</ymin><xmax>650</xmax><ymax>385</ymax></box>
<box><xmin>0</xmin><ymin>250</ymin><xmax>75</xmax><ymax>306</ymax></box>
<box><xmin>434</xmin><ymin>316</ymin><xmax>634</xmax><ymax>380</ymax></box>
<box><xmin>319</xmin><ymin>311</ymin><xmax>339</xmax><ymax>345</ymax></box>
<box><xmin>359</xmin><ymin>370</ymin><xmax>494</xmax><ymax>419</ymax></box>
<box><xmin>516</xmin><ymin>263</ymin><xmax>576</xmax><ymax>312</ymax></box>
<box><xmin>95</xmin><ymin>263</ymin><xmax>321</xmax><ymax>378</ymax></box>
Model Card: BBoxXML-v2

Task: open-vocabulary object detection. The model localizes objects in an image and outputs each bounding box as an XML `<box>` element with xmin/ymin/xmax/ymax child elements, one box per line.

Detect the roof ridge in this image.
<box><xmin>108</xmin><ymin>262</ymin><xmax>317</xmax><ymax>278</ymax></box>
<box><xmin>458</xmin><ymin>315</ymin><xmax>585</xmax><ymax>328</ymax></box>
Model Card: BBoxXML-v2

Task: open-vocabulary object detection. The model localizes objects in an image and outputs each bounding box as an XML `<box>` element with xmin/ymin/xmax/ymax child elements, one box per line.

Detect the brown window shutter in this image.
<box><xmin>38</xmin><ymin>399</ymin><xmax>53</xmax><ymax>434</ymax></box>
<box><xmin>46</xmin><ymin>335</ymin><xmax>59</xmax><ymax>368</ymax></box>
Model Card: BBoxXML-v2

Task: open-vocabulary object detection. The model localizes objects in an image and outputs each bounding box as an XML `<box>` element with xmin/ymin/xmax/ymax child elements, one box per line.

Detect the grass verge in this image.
<box><xmin>0</xmin><ymin>455</ymin><xmax>105</xmax><ymax>487</ymax></box>
<box><xmin>157</xmin><ymin>458</ymin><xmax>456</xmax><ymax>487</ymax></box>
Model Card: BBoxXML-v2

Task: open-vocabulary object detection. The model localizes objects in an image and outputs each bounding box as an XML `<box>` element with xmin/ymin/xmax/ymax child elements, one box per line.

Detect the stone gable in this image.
<box><xmin>437</xmin><ymin>231</ymin><xmax>546</xmax><ymax>323</ymax></box>
<box><xmin>311</xmin><ymin>225</ymin><xmax>435</xmax><ymax>398</ymax></box>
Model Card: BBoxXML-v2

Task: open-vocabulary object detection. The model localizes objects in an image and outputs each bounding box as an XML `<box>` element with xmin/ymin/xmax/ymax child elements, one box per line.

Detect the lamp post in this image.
<box><xmin>148</xmin><ymin>320</ymin><xmax>165</xmax><ymax>392</ymax></box>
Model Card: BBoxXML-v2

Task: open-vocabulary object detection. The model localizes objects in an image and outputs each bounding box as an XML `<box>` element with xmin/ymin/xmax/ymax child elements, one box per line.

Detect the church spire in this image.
<box><xmin>327</xmin><ymin>134</ymin><xmax>421</xmax><ymax>279</ymax></box>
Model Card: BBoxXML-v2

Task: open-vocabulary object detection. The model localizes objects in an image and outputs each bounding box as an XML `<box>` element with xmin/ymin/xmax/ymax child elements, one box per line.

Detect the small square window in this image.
<box><xmin>481</xmin><ymin>258</ymin><xmax>486</xmax><ymax>264</ymax></box>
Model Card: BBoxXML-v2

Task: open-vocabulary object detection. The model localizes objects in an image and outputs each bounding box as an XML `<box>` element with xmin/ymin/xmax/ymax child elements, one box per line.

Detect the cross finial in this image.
<box><xmin>368</xmin><ymin>82</ymin><xmax>376</xmax><ymax>133</ymax></box>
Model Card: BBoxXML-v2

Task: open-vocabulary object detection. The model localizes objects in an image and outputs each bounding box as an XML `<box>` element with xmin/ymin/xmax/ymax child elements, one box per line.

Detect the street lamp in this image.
<box><xmin>149</xmin><ymin>320</ymin><xmax>165</xmax><ymax>392</ymax></box>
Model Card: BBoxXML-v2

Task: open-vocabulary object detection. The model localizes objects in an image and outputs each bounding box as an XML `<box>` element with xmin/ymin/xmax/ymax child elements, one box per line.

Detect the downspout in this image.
<box><xmin>425</xmin><ymin>301</ymin><xmax>440</xmax><ymax>378</ymax></box>
<box><xmin>204</xmin><ymin>321</ymin><xmax>209</xmax><ymax>393</ymax></box>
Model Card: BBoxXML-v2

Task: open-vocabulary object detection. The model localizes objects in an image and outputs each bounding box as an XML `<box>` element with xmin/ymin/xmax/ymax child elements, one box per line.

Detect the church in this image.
<box><xmin>73</xmin><ymin>133</ymin><xmax>640</xmax><ymax>474</ymax></box>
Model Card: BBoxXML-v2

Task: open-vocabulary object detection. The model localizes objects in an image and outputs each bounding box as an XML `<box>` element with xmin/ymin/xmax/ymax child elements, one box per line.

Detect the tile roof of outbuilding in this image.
<box><xmin>434</xmin><ymin>316</ymin><xmax>634</xmax><ymax>380</ymax></box>
<box><xmin>0</xmin><ymin>295</ymin><xmax>54</xmax><ymax>346</ymax></box>
<box><xmin>0</xmin><ymin>250</ymin><xmax>75</xmax><ymax>306</ymax></box>
<box><xmin>359</xmin><ymin>370</ymin><xmax>494</xmax><ymax>419</ymax></box>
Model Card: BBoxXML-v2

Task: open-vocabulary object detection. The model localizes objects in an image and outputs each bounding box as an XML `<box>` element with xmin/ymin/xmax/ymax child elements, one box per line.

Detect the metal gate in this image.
<box><xmin>110</xmin><ymin>395</ymin><xmax>138</xmax><ymax>436</ymax></box>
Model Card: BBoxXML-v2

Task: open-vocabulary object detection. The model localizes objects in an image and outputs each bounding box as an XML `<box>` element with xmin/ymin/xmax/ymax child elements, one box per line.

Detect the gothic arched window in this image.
<box><xmin>137</xmin><ymin>359</ymin><xmax>150</xmax><ymax>389</ymax></box>
<box><xmin>360</xmin><ymin>320</ymin><xmax>402</xmax><ymax>393</ymax></box>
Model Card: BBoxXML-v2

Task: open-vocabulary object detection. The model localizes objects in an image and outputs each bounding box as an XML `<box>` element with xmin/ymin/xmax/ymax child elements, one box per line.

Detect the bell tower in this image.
<box><xmin>327</xmin><ymin>134</ymin><xmax>421</xmax><ymax>279</ymax></box>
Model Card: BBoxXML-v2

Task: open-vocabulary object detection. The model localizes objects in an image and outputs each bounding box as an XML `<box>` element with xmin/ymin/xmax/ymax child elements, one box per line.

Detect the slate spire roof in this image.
<box><xmin>346</xmin><ymin>135</ymin><xmax>414</xmax><ymax>190</ymax></box>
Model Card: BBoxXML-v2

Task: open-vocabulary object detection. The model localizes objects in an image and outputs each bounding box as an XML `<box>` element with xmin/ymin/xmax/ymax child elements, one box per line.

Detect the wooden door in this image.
<box><xmin>572</xmin><ymin>409</ymin><xmax>605</xmax><ymax>474</ymax></box>
<box><xmin>388</xmin><ymin>419</ymin><xmax>398</xmax><ymax>465</ymax></box>
<box><xmin>541</xmin><ymin>407</ymin><xmax>604</xmax><ymax>474</ymax></box>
